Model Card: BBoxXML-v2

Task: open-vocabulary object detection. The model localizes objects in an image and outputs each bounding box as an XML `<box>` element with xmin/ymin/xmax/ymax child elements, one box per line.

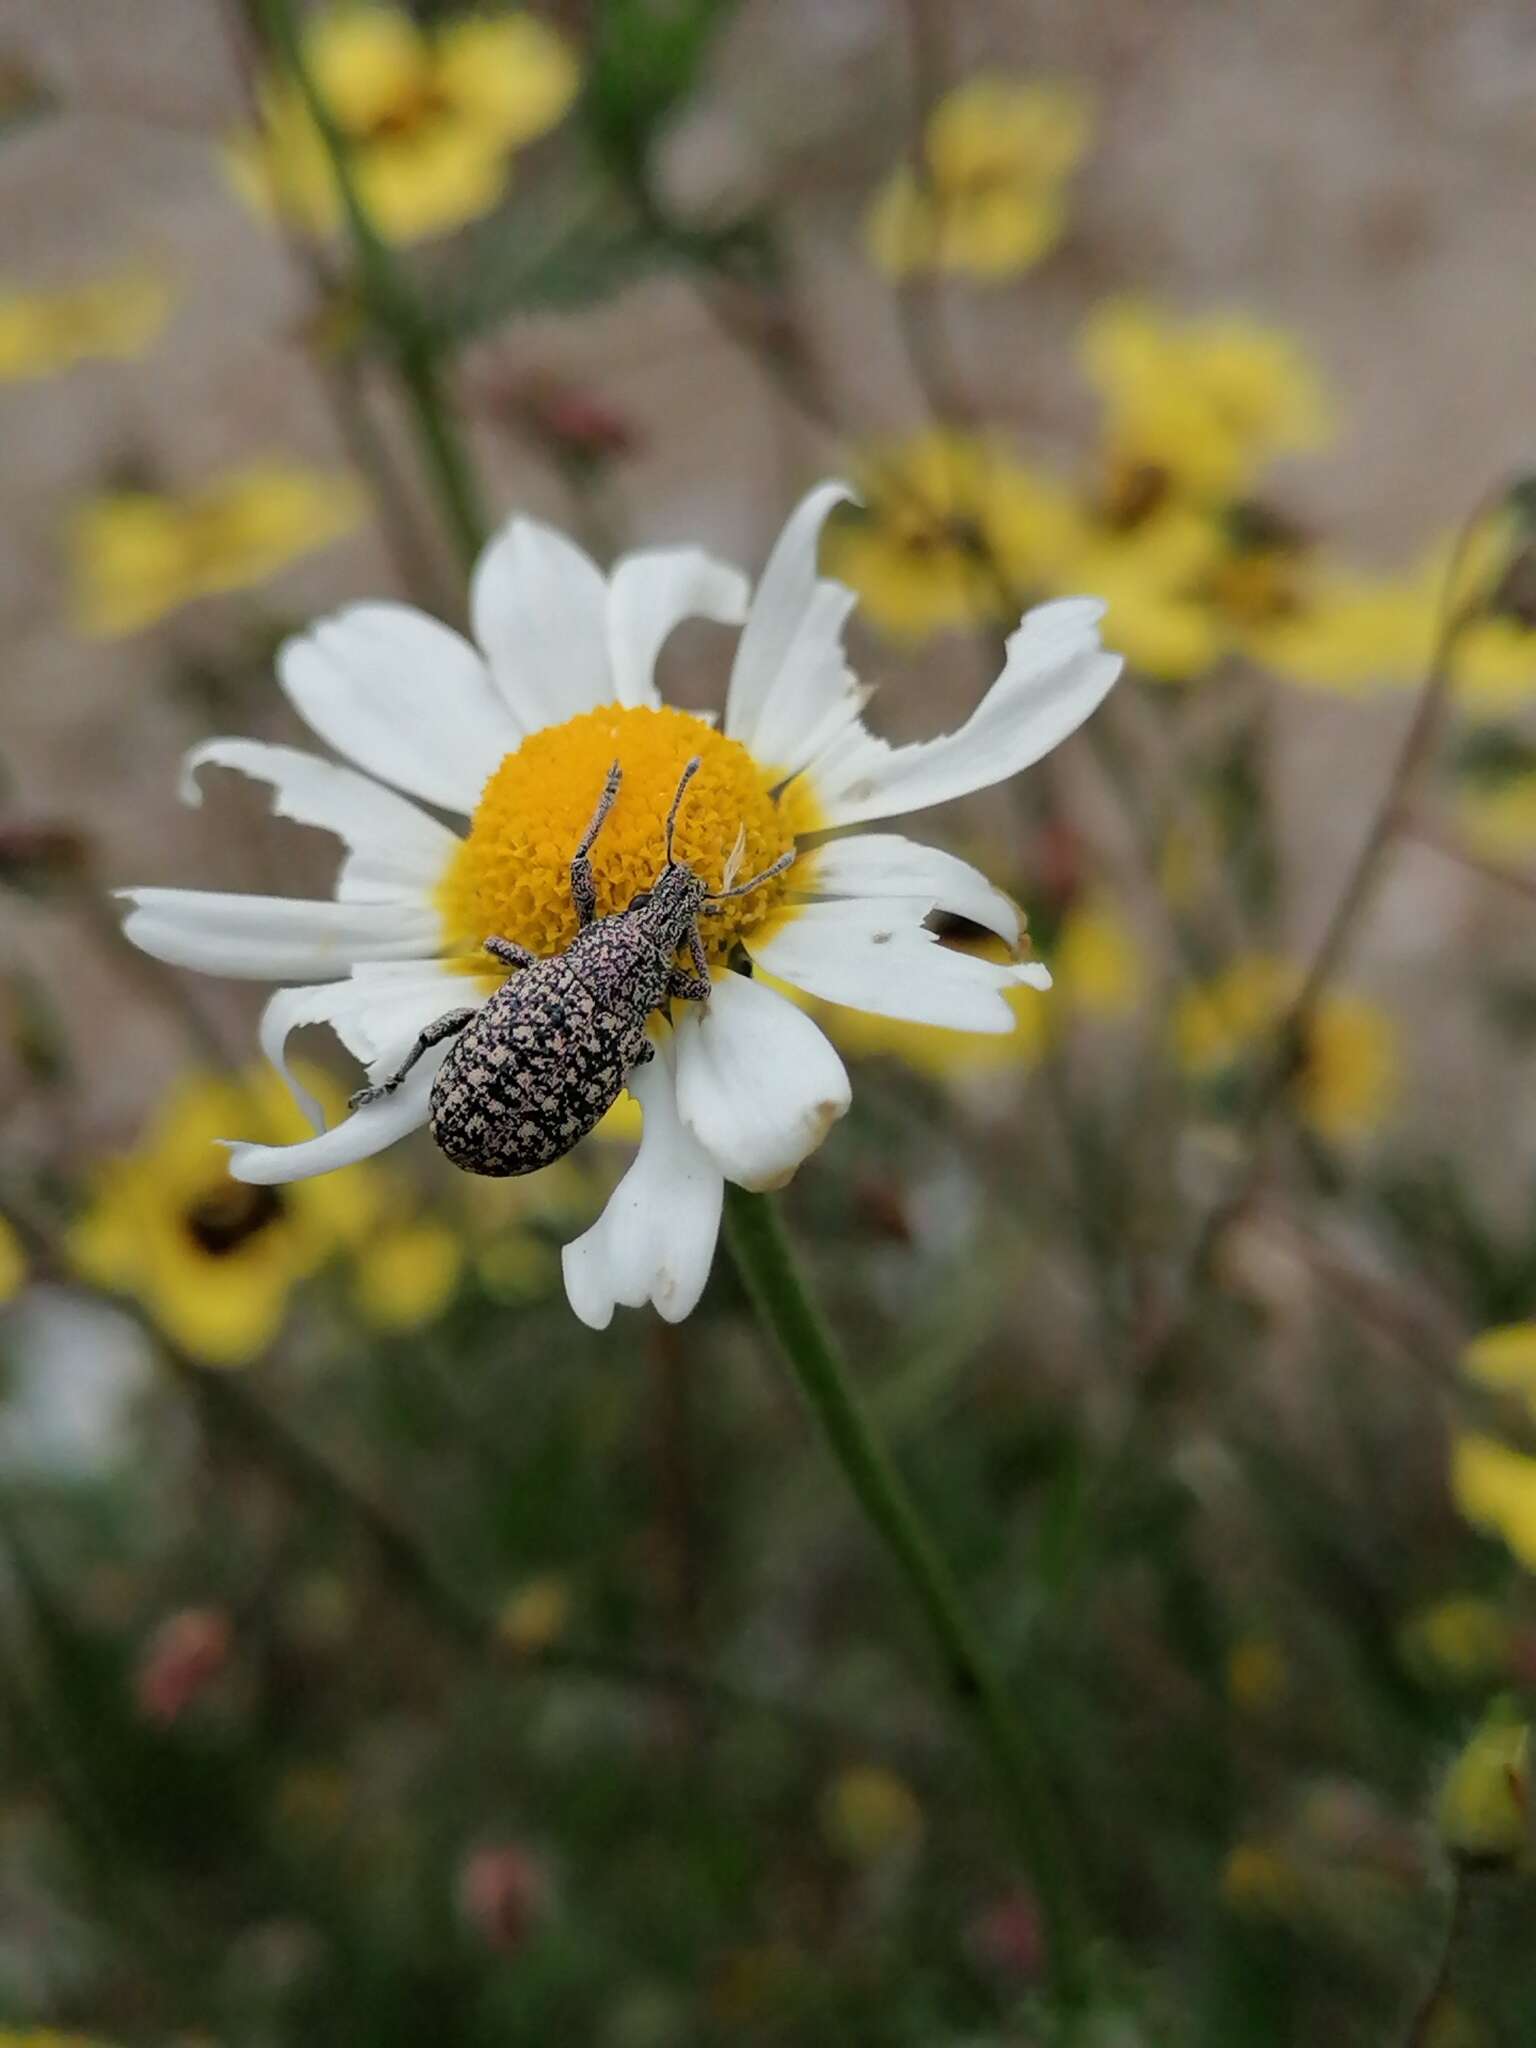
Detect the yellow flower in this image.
<box><xmin>1452</xmin><ymin>1433</ymin><xmax>1536</xmax><ymax>1572</ymax></box>
<box><xmin>1226</xmin><ymin>1637</ymin><xmax>1287</xmax><ymax>1715</ymax></box>
<box><xmin>1239</xmin><ymin>553</ymin><xmax>1431</xmax><ymax>696</ymax></box>
<box><xmin>1079</xmin><ymin>299</ymin><xmax>1334</xmax><ymax>500</ymax></box>
<box><xmin>227</xmin><ymin>5</ymin><xmax>578</xmax><ymax>244</ymax></box>
<box><xmin>0</xmin><ymin>1216</ymin><xmax>25</xmax><ymax>1305</ymax></box>
<box><xmin>497</xmin><ymin>1573</ymin><xmax>571</xmax><ymax>1654</ymax></box>
<box><xmin>0</xmin><ymin>269</ymin><xmax>169</xmax><ymax>380</ymax></box>
<box><xmin>822</xmin><ymin>433</ymin><xmax>1076</xmax><ymax>639</ymax></box>
<box><xmin>69</xmin><ymin>461</ymin><xmax>364</xmax><ymax>637</ymax></box>
<box><xmin>820</xmin><ymin>1765</ymin><xmax>924</xmax><ymax>1863</ymax></box>
<box><xmin>69</xmin><ymin>1066</ymin><xmax>381</xmax><ymax>1367</ymax></box>
<box><xmin>1462</xmin><ymin>1323</ymin><xmax>1536</xmax><ymax>1413</ymax></box>
<box><xmin>814</xmin><ymin>899</ymin><xmax>1139</xmax><ymax>1083</ymax></box>
<box><xmin>351</xmin><ymin>1214</ymin><xmax>463</xmax><ymax>1332</ymax></box>
<box><xmin>1437</xmin><ymin>1709</ymin><xmax>1530</xmax><ymax>1865</ymax></box>
<box><xmin>867</xmin><ymin>76</ymin><xmax>1091</xmax><ymax>281</ymax></box>
<box><xmin>1172</xmin><ymin>956</ymin><xmax>1398</xmax><ymax>1141</ymax></box>
<box><xmin>1454</xmin><ymin>771</ymin><xmax>1536</xmax><ymax>861</ymax></box>
<box><xmin>1049</xmin><ymin>497</ymin><xmax>1227</xmax><ymax>683</ymax></box>
<box><xmin>1400</xmin><ymin>1596</ymin><xmax>1512</xmax><ymax>1688</ymax></box>
<box><xmin>1220</xmin><ymin>1841</ymin><xmax>1305</xmax><ymax>1919</ymax></box>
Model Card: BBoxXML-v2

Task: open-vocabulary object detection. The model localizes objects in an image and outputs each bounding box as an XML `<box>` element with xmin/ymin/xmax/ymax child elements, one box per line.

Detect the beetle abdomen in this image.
<box><xmin>427</xmin><ymin>962</ymin><xmax>646</xmax><ymax>1178</ymax></box>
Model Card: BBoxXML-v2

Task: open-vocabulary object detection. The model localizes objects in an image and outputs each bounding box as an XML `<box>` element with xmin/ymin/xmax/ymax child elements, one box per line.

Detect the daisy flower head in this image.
<box><xmin>120</xmin><ymin>483</ymin><xmax>1121</xmax><ymax>1330</ymax></box>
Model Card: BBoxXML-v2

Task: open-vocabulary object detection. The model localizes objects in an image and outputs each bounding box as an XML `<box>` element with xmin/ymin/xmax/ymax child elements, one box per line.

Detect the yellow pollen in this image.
<box><xmin>438</xmin><ymin>705</ymin><xmax>818</xmax><ymax>976</ymax></box>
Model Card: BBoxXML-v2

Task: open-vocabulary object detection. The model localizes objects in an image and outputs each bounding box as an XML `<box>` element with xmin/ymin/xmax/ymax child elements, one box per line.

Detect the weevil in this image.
<box><xmin>349</xmin><ymin>757</ymin><xmax>795</xmax><ymax>1177</ymax></box>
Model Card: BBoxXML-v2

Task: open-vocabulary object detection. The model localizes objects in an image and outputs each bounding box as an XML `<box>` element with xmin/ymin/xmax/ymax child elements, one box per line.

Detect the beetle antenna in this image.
<box><xmin>705</xmin><ymin>846</ymin><xmax>797</xmax><ymax>906</ymax></box>
<box><xmin>665</xmin><ymin>756</ymin><xmax>702</xmax><ymax>864</ymax></box>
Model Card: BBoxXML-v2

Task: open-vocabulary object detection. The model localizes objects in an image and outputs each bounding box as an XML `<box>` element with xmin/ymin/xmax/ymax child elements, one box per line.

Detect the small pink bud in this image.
<box><xmin>458</xmin><ymin>1844</ymin><xmax>547</xmax><ymax>1954</ymax></box>
<box><xmin>135</xmin><ymin>1607</ymin><xmax>231</xmax><ymax>1726</ymax></box>
<box><xmin>967</xmin><ymin>1892</ymin><xmax>1043</xmax><ymax>1982</ymax></box>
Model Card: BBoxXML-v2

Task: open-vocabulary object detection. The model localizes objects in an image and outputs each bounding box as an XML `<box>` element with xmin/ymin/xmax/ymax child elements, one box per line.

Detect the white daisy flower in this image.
<box><xmin>121</xmin><ymin>482</ymin><xmax>1120</xmax><ymax>1330</ymax></box>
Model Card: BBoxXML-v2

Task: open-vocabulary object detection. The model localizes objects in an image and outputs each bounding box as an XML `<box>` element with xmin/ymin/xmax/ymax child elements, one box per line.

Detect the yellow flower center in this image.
<box><xmin>438</xmin><ymin>705</ymin><xmax>816</xmax><ymax>975</ymax></box>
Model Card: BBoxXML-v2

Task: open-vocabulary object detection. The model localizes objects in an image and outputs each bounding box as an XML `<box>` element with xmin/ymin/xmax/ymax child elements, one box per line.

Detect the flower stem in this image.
<box><xmin>249</xmin><ymin>0</ymin><xmax>489</xmax><ymax>571</ymax></box>
<box><xmin>722</xmin><ymin>1183</ymin><xmax>1091</xmax><ymax>2012</ymax></box>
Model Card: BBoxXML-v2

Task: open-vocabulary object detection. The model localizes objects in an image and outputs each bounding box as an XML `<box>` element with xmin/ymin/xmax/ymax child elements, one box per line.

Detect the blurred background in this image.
<box><xmin>6</xmin><ymin>1</ymin><xmax>1536</xmax><ymax>2041</ymax></box>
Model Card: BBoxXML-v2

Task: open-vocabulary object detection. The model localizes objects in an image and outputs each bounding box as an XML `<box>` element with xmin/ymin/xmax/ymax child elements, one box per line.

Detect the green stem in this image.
<box><xmin>722</xmin><ymin>1183</ymin><xmax>1091</xmax><ymax>2013</ymax></box>
<box><xmin>251</xmin><ymin>0</ymin><xmax>489</xmax><ymax>571</ymax></box>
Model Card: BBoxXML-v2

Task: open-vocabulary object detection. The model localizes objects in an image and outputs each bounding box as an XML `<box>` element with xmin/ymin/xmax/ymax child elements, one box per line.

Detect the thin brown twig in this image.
<box><xmin>1404</xmin><ymin>1861</ymin><xmax>1472</xmax><ymax>2048</ymax></box>
<box><xmin>220</xmin><ymin>0</ymin><xmax>452</xmax><ymax>614</ymax></box>
<box><xmin>1406</xmin><ymin>810</ymin><xmax>1536</xmax><ymax>907</ymax></box>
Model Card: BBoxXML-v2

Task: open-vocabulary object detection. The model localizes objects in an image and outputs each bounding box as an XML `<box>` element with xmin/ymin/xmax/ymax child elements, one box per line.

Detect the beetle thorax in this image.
<box><xmin>634</xmin><ymin>863</ymin><xmax>709</xmax><ymax>959</ymax></box>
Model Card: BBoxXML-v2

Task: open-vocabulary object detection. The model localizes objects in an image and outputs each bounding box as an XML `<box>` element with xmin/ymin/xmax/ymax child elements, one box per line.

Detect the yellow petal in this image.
<box><xmin>432</xmin><ymin>14</ymin><xmax>579</xmax><ymax>149</ymax></box>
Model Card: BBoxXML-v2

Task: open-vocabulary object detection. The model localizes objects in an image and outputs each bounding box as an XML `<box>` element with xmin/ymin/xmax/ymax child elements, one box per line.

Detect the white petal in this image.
<box><xmin>224</xmin><ymin>1045</ymin><xmax>447</xmax><ymax>1185</ymax></box>
<box><xmin>471</xmin><ymin>516</ymin><xmax>612</xmax><ymax>732</ymax></box>
<box><xmin>750</xmin><ymin>897</ymin><xmax>1035</xmax><ymax>1032</ymax></box>
<box><xmin>607</xmin><ymin>546</ymin><xmax>749</xmax><ymax>709</ymax></box>
<box><xmin>258</xmin><ymin>983</ymin><xmax>357</xmax><ymax>1132</ymax></box>
<box><xmin>279</xmin><ymin>603</ymin><xmax>518</xmax><ymax>814</ymax></box>
<box><xmin>802</xmin><ymin>834</ymin><xmax>1021</xmax><ymax>945</ymax></box>
<box><xmin>724</xmin><ymin>482</ymin><xmax>856</xmax><ymax>749</ymax></box>
<box><xmin>803</xmin><ymin>598</ymin><xmax>1122</xmax><ymax>827</ymax></box>
<box><xmin>182</xmin><ymin>739</ymin><xmax>460</xmax><ymax>904</ymax></box>
<box><xmin>119</xmin><ymin>888</ymin><xmax>441</xmax><ymax>980</ymax></box>
<box><xmin>561</xmin><ymin>1039</ymin><xmax>723</xmax><ymax>1330</ymax></box>
<box><xmin>673</xmin><ymin>972</ymin><xmax>850</xmax><ymax>1191</ymax></box>
<box><xmin>258</xmin><ymin>966</ymin><xmax>486</xmax><ymax>1129</ymax></box>
<box><xmin>742</xmin><ymin>579</ymin><xmax>869</xmax><ymax>780</ymax></box>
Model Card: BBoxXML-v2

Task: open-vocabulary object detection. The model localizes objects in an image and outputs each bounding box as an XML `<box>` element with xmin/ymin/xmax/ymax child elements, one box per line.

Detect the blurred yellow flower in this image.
<box><xmin>1400</xmin><ymin>1595</ymin><xmax>1512</xmax><ymax>1688</ymax></box>
<box><xmin>1437</xmin><ymin>1709</ymin><xmax>1530</xmax><ymax>1865</ymax></box>
<box><xmin>815</xmin><ymin>899</ymin><xmax>1140</xmax><ymax>1084</ymax></box>
<box><xmin>1462</xmin><ymin>1323</ymin><xmax>1536</xmax><ymax>1411</ymax></box>
<box><xmin>0</xmin><ymin>269</ymin><xmax>169</xmax><ymax>380</ymax></box>
<box><xmin>1172</xmin><ymin>956</ymin><xmax>1398</xmax><ymax>1141</ymax></box>
<box><xmin>1452</xmin><ymin>1434</ymin><xmax>1536</xmax><ymax>1572</ymax></box>
<box><xmin>227</xmin><ymin>4</ymin><xmax>578</xmax><ymax>244</ymax></box>
<box><xmin>1225</xmin><ymin>1636</ymin><xmax>1287</xmax><ymax>1715</ymax></box>
<box><xmin>1079</xmin><ymin>300</ymin><xmax>1334</xmax><ymax>501</ymax></box>
<box><xmin>497</xmin><ymin>1573</ymin><xmax>571</xmax><ymax>1654</ymax></box>
<box><xmin>1049</xmin><ymin>497</ymin><xmax>1226</xmax><ymax>683</ymax></box>
<box><xmin>1454</xmin><ymin>772</ymin><xmax>1536</xmax><ymax>861</ymax></box>
<box><xmin>867</xmin><ymin>76</ymin><xmax>1091</xmax><ymax>280</ymax></box>
<box><xmin>69</xmin><ymin>1066</ymin><xmax>381</xmax><ymax>1366</ymax></box>
<box><xmin>0</xmin><ymin>1216</ymin><xmax>24</xmax><ymax>1305</ymax></box>
<box><xmin>351</xmin><ymin>1214</ymin><xmax>463</xmax><ymax>1333</ymax></box>
<box><xmin>1220</xmin><ymin>1840</ymin><xmax>1305</xmax><ymax>1919</ymax></box>
<box><xmin>820</xmin><ymin>1764</ymin><xmax>924</xmax><ymax>1863</ymax></box>
<box><xmin>822</xmin><ymin>433</ymin><xmax>1075</xmax><ymax>638</ymax></box>
<box><xmin>68</xmin><ymin>461</ymin><xmax>364</xmax><ymax>637</ymax></box>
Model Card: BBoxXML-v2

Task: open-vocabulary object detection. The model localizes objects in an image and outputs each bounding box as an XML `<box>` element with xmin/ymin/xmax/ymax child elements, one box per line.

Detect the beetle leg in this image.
<box><xmin>483</xmin><ymin>936</ymin><xmax>538</xmax><ymax>971</ymax></box>
<box><xmin>570</xmin><ymin>760</ymin><xmax>622</xmax><ymax>928</ymax></box>
<box><xmin>348</xmin><ymin>1007</ymin><xmax>476</xmax><ymax>1110</ymax></box>
<box><xmin>665</xmin><ymin>925</ymin><xmax>712</xmax><ymax>1004</ymax></box>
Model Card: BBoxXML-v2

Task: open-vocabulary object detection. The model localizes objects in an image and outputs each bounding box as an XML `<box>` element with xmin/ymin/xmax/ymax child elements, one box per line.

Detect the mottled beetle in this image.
<box><xmin>349</xmin><ymin>757</ymin><xmax>795</xmax><ymax>1177</ymax></box>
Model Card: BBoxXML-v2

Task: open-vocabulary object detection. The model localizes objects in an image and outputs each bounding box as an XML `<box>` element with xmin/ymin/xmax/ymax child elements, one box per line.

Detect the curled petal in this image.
<box><xmin>673</xmin><ymin>971</ymin><xmax>850</xmax><ymax>1191</ymax></box>
<box><xmin>561</xmin><ymin>1039</ymin><xmax>723</xmax><ymax>1330</ymax></box>
<box><xmin>607</xmin><ymin>546</ymin><xmax>749</xmax><ymax>709</ymax></box>
<box><xmin>803</xmin><ymin>598</ymin><xmax>1121</xmax><ymax>827</ymax></box>
<box><xmin>224</xmin><ymin>1043</ymin><xmax>449</xmax><ymax>1184</ymax></box>
<box><xmin>182</xmin><ymin>738</ymin><xmax>459</xmax><ymax>903</ymax></box>
<box><xmin>751</xmin><ymin>897</ymin><xmax>1038</xmax><ymax>1031</ymax></box>
<box><xmin>801</xmin><ymin>833</ymin><xmax>1022</xmax><ymax>946</ymax></box>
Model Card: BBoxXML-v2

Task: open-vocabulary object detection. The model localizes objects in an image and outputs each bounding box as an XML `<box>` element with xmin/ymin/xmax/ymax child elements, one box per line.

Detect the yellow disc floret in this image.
<box><xmin>439</xmin><ymin>705</ymin><xmax>815</xmax><ymax>973</ymax></box>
